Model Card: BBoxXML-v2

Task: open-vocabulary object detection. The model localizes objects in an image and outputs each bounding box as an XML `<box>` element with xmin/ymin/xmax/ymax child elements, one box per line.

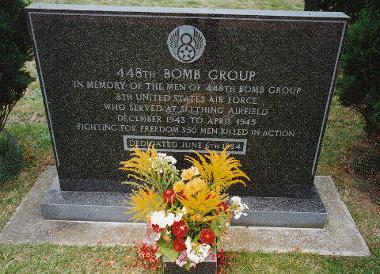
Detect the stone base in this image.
<box><xmin>0</xmin><ymin>166</ymin><xmax>370</xmax><ymax>256</ymax></box>
<box><xmin>41</xmin><ymin>177</ymin><xmax>131</xmax><ymax>222</ymax></box>
<box><xmin>41</xmin><ymin>175</ymin><xmax>326</xmax><ymax>228</ymax></box>
<box><xmin>232</xmin><ymin>185</ymin><xmax>326</xmax><ymax>228</ymax></box>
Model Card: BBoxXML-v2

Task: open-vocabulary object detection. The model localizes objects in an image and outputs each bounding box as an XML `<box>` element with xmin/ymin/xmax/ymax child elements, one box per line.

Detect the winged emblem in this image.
<box><xmin>169</xmin><ymin>28</ymin><xmax>180</xmax><ymax>49</ymax></box>
<box><xmin>193</xmin><ymin>27</ymin><xmax>205</xmax><ymax>53</ymax></box>
<box><xmin>167</xmin><ymin>25</ymin><xmax>206</xmax><ymax>63</ymax></box>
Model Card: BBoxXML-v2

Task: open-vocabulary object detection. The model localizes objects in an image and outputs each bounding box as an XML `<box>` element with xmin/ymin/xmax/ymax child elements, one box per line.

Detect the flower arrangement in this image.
<box><xmin>120</xmin><ymin>146</ymin><xmax>249</xmax><ymax>270</ymax></box>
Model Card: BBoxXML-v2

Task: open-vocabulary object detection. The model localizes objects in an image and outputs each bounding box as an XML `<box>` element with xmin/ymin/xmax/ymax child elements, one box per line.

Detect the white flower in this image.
<box><xmin>157</xmin><ymin>152</ymin><xmax>167</xmax><ymax>158</ymax></box>
<box><xmin>185</xmin><ymin>237</ymin><xmax>210</xmax><ymax>264</ymax></box>
<box><xmin>230</xmin><ymin>196</ymin><xmax>249</xmax><ymax>220</ymax></box>
<box><xmin>234</xmin><ymin>210</ymin><xmax>248</xmax><ymax>220</ymax></box>
<box><xmin>187</xmin><ymin>244</ymin><xmax>210</xmax><ymax>264</ymax></box>
<box><xmin>166</xmin><ymin>155</ymin><xmax>177</xmax><ymax>165</ymax></box>
<box><xmin>174</xmin><ymin>207</ymin><xmax>187</xmax><ymax>222</ymax></box>
<box><xmin>199</xmin><ymin>243</ymin><xmax>211</xmax><ymax>257</ymax></box>
<box><xmin>184</xmin><ymin>166</ymin><xmax>199</xmax><ymax>176</ymax></box>
<box><xmin>174</xmin><ymin>213</ymin><xmax>183</xmax><ymax>222</ymax></box>
<box><xmin>150</xmin><ymin>211</ymin><xmax>176</xmax><ymax>228</ymax></box>
<box><xmin>187</xmin><ymin>251</ymin><xmax>203</xmax><ymax>264</ymax></box>
<box><xmin>150</xmin><ymin>211</ymin><xmax>166</xmax><ymax>228</ymax></box>
<box><xmin>185</xmin><ymin>237</ymin><xmax>192</xmax><ymax>252</ymax></box>
<box><xmin>158</xmin><ymin>153</ymin><xmax>177</xmax><ymax>165</ymax></box>
<box><xmin>166</xmin><ymin>212</ymin><xmax>175</xmax><ymax>226</ymax></box>
<box><xmin>231</xmin><ymin>196</ymin><xmax>242</xmax><ymax>203</ymax></box>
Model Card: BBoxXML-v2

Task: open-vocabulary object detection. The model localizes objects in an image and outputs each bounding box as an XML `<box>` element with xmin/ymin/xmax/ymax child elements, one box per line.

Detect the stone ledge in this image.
<box><xmin>0</xmin><ymin>166</ymin><xmax>371</xmax><ymax>257</ymax></box>
<box><xmin>41</xmin><ymin>178</ymin><xmax>131</xmax><ymax>223</ymax></box>
<box><xmin>231</xmin><ymin>188</ymin><xmax>326</xmax><ymax>228</ymax></box>
<box><xmin>41</xmin><ymin>174</ymin><xmax>326</xmax><ymax>228</ymax></box>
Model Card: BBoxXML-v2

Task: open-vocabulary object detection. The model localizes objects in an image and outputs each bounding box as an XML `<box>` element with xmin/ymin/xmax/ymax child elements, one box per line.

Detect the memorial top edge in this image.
<box><xmin>26</xmin><ymin>3</ymin><xmax>349</xmax><ymax>20</ymax></box>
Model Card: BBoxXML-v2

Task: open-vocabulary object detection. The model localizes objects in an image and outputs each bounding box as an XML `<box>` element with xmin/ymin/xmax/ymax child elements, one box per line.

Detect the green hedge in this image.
<box><xmin>337</xmin><ymin>0</ymin><xmax>380</xmax><ymax>137</ymax></box>
<box><xmin>0</xmin><ymin>0</ymin><xmax>32</xmax><ymax>133</ymax></box>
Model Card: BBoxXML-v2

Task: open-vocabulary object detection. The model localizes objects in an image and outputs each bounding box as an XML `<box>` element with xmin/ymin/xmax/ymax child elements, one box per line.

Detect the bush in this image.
<box><xmin>0</xmin><ymin>0</ymin><xmax>32</xmax><ymax>133</ymax></box>
<box><xmin>319</xmin><ymin>0</ymin><xmax>367</xmax><ymax>21</ymax></box>
<box><xmin>0</xmin><ymin>131</ymin><xmax>22</xmax><ymax>181</ymax></box>
<box><xmin>304</xmin><ymin>0</ymin><xmax>366</xmax><ymax>21</ymax></box>
<box><xmin>338</xmin><ymin>0</ymin><xmax>380</xmax><ymax>138</ymax></box>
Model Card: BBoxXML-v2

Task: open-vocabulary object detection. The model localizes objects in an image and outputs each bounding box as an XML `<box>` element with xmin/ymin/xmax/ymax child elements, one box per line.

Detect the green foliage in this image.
<box><xmin>319</xmin><ymin>0</ymin><xmax>367</xmax><ymax>21</ymax></box>
<box><xmin>337</xmin><ymin>0</ymin><xmax>380</xmax><ymax>136</ymax></box>
<box><xmin>210</xmin><ymin>218</ymin><xmax>224</xmax><ymax>237</ymax></box>
<box><xmin>0</xmin><ymin>131</ymin><xmax>23</xmax><ymax>182</ymax></box>
<box><xmin>304</xmin><ymin>0</ymin><xmax>368</xmax><ymax>21</ymax></box>
<box><xmin>0</xmin><ymin>0</ymin><xmax>32</xmax><ymax>133</ymax></box>
<box><xmin>156</xmin><ymin>239</ymin><xmax>179</xmax><ymax>262</ymax></box>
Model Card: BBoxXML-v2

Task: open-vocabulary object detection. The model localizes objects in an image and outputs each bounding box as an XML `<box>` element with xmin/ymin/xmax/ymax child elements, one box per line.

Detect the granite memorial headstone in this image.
<box><xmin>26</xmin><ymin>3</ymin><xmax>348</xmax><ymax>227</ymax></box>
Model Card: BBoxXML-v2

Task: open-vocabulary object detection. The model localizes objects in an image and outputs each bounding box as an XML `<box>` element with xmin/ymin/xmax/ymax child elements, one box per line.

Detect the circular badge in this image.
<box><xmin>167</xmin><ymin>25</ymin><xmax>206</xmax><ymax>63</ymax></box>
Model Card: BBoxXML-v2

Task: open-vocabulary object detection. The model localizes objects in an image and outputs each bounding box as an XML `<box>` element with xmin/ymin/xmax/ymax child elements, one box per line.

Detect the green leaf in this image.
<box><xmin>211</xmin><ymin>219</ymin><xmax>224</xmax><ymax>237</ymax></box>
<box><xmin>155</xmin><ymin>250</ymin><xmax>162</xmax><ymax>258</ymax></box>
<box><xmin>193</xmin><ymin>232</ymin><xmax>201</xmax><ymax>242</ymax></box>
<box><xmin>157</xmin><ymin>239</ymin><xmax>179</xmax><ymax>262</ymax></box>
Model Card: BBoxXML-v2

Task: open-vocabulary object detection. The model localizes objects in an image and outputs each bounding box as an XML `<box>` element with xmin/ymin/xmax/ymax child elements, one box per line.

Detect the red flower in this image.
<box><xmin>163</xmin><ymin>189</ymin><xmax>176</xmax><ymax>204</ymax></box>
<box><xmin>152</xmin><ymin>224</ymin><xmax>163</xmax><ymax>233</ymax></box>
<box><xmin>171</xmin><ymin>220</ymin><xmax>189</xmax><ymax>238</ymax></box>
<box><xmin>200</xmin><ymin>228</ymin><xmax>216</xmax><ymax>245</ymax></box>
<box><xmin>173</xmin><ymin>237</ymin><xmax>186</xmax><ymax>252</ymax></box>
<box><xmin>218</xmin><ymin>201</ymin><xmax>229</xmax><ymax>213</ymax></box>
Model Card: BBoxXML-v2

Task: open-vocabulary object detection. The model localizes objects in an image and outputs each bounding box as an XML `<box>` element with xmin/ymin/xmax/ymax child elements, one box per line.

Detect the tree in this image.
<box><xmin>0</xmin><ymin>0</ymin><xmax>32</xmax><ymax>133</ymax></box>
<box><xmin>304</xmin><ymin>0</ymin><xmax>321</xmax><ymax>11</ymax></box>
<box><xmin>338</xmin><ymin>0</ymin><xmax>380</xmax><ymax>138</ymax></box>
<box><xmin>304</xmin><ymin>0</ymin><xmax>366</xmax><ymax>21</ymax></box>
<box><xmin>319</xmin><ymin>0</ymin><xmax>367</xmax><ymax>21</ymax></box>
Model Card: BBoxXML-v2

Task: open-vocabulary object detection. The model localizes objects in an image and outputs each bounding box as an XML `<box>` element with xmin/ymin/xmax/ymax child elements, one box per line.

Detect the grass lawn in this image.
<box><xmin>1</xmin><ymin>0</ymin><xmax>379</xmax><ymax>273</ymax></box>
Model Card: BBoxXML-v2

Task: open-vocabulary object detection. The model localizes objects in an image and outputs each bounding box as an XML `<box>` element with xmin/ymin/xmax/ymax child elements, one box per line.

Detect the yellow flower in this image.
<box><xmin>184</xmin><ymin>177</ymin><xmax>207</xmax><ymax>197</ymax></box>
<box><xmin>178</xmin><ymin>187</ymin><xmax>227</xmax><ymax>223</ymax></box>
<box><xmin>173</xmin><ymin>181</ymin><xmax>185</xmax><ymax>193</ymax></box>
<box><xmin>190</xmin><ymin>214</ymin><xmax>203</xmax><ymax>222</ymax></box>
<box><xmin>185</xmin><ymin>146</ymin><xmax>250</xmax><ymax>193</ymax></box>
<box><xmin>127</xmin><ymin>187</ymin><xmax>165</xmax><ymax>221</ymax></box>
<box><xmin>181</xmin><ymin>166</ymin><xmax>198</xmax><ymax>181</ymax></box>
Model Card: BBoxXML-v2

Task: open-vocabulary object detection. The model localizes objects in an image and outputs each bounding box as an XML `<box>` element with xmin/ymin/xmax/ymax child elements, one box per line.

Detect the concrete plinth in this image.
<box><xmin>41</xmin><ymin>178</ymin><xmax>131</xmax><ymax>223</ymax></box>
<box><xmin>0</xmin><ymin>166</ymin><xmax>371</xmax><ymax>257</ymax></box>
<box><xmin>232</xmin><ymin>189</ymin><xmax>326</xmax><ymax>228</ymax></box>
<box><xmin>41</xmin><ymin>172</ymin><xmax>326</xmax><ymax>228</ymax></box>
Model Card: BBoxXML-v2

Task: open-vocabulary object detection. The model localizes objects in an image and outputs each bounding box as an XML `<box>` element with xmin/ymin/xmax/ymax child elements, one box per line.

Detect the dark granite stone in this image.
<box><xmin>26</xmin><ymin>4</ymin><xmax>348</xmax><ymax>206</ymax></box>
<box><xmin>163</xmin><ymin>248</ymin><xmax>217</xmax><ymax>274</ymax></box>
<box><xmin>162</xmin><ymin>262</ymin><xmax>216</xmax><ymax>274</ymax></box>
